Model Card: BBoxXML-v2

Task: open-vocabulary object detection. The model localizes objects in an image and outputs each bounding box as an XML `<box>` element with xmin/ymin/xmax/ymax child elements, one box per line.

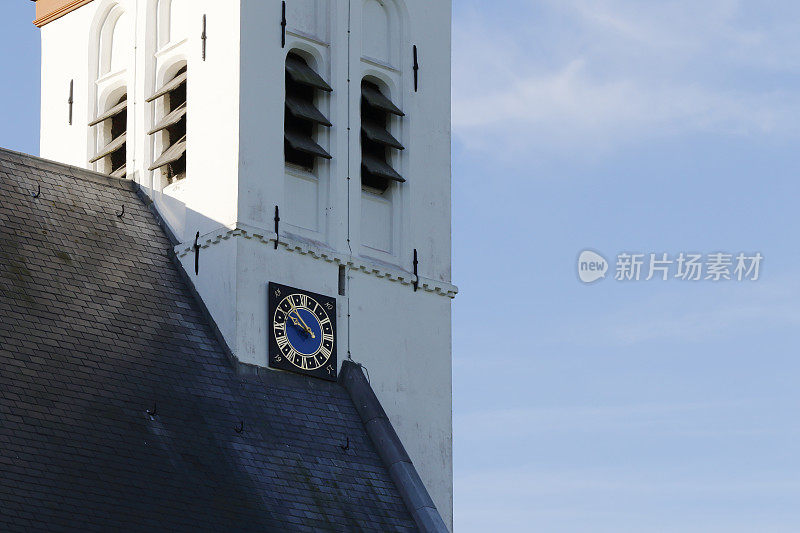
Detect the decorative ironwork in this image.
<box><xmin>413</xmin><ymin>249</ymin><xmax>419</xmax><ymax>291</ymax></box>
<box><xmin>281</xmin><ymin>2</ymin><xmax>287</xmax><ymax>48</ymax></box>
<box><xmin>201</xmin><ymin>15</ymin><xmax>207</xmax><ymax>61</ymax></box>
<box><xmin>274</xmin><ymin>206</ymin><xmax>280</xmax><ymax>250</ymax></box>
<box><xmin>68</xmin><ymin>80</ymin><xmax>74</xmax><ymax>125</ymax></box>
<box><xmin>193</xmin><ymin>231</ymin><xmax>200</xmax><ymax>275</ymax></box>
<box><xmin>413</xmin><ymin>45</ymin><xmax>419</xmax><ymax>92</ymax></box>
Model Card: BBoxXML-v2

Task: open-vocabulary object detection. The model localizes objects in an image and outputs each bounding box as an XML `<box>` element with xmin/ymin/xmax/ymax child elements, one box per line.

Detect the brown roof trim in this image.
<box><xmin>33</xmin><ymin>0</ymin><xmax>95</xmax><ymax>28</ymax></box>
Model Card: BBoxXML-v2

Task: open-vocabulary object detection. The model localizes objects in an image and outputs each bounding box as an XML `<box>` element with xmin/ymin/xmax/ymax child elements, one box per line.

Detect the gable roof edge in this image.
<box><xmin>0</xmin><ymin>147</ymin><xmax>135</xmax><ymax>192</ymax></box>
<box><xmin>130</xmin><ymin>177</ymin><xmax>266</xmax><ymax>379</ymax></box>
<box><xmin>340</xmin><ymin>361</ymin><xmax>450</xmax><ymax>533</ymax></box>
<box><xmin>0</xmin><ymin>146</ymin><xmax>255</xmax><ymax>378</ymax></box>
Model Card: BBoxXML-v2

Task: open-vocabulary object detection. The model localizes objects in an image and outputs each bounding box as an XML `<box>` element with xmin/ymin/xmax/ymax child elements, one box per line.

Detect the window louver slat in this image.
<box><xmin>149</xmin><ymin>136</ymin><xmax>187</xmax><ymax>171</ymax></box>
<box><xmin>89</xmin><ymin>99</ymin><xmax>127</xmax><ymax>127</ymax></box>
<box><xmin>286</xmin><ymin>96</ymin><xmax>332</xmax><ymax>127</ymax></box>
<box><xmin>286</xmin><ymin>55</ymin><xmax>332</xmax><ymax>92</ymax></box>
<box><xmin>361</xmin><ymin>120</ymin><xmax>404</xmax><ymax>150</ymax></box>
<box><xmin>362</xmin><ymin>153</ymin><xmax>405</xmax><ymax>183</ymax></box>
<box><xmin>147</xmin><ymin>103</ymin><xmax>187</xmax><ymax>135</ymax></box>
<box><xmin>285</xmin><ymin>130</ymin><xmax>332</xmax><ymax>160</ymax></box>
<box><xmin>362</xmin><ymin>84</ymin><xmax>404</xmax><ymax>116</ymax></box>
<box><xmin>89</xmin><ymin>132</ymin><xmax>127</xmax><ymax>163</ymax></box>
<box><xmin>110</xmin><ymin>164</ymin><xmax>127</xmax><ymax>179</ymax></box>
<box><xmin>146</xmin><ymin>71</ymin><xmax>188</xmax><ymax>102</ymax></box>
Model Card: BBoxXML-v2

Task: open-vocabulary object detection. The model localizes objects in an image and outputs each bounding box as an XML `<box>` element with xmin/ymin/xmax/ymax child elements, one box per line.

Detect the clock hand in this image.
<box><xmin>288</xmin><ymin>305</ymin><xmax>316</xmax><ymax>339</ymax></box>
<box><xmin>288</xmin><ymin>313</ymin><xmax>305</xmax><ymax>331</ymax></box>
<box><xmin>288</xmin><ymin>306</ymin><xmax>309</xmax><ymax>332</ymax></box>
<box><xmin>287</xmin><ymin>314</ymin><xmax>310</xmax><ymax>338</ymax></box>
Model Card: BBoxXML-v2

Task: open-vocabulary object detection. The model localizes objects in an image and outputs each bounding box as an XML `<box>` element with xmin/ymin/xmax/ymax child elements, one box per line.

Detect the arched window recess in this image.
<box><xmin>147</xmin><ymin>67</ymin><xmax>187</xmax><ymax>183</ymax></box>
<box><xmin>360</xmin><ymin>80</ymin><xmax>404</xmax><ymax>192</ymax></box>
<box><xmin>284</xmin><ymin>53</ymin><xmax>332</xmax><ymax>170</ymax></box>
<box><xmin>89</xmin><ymin>94</ymin><xmax>128</xmax><ymax>178</ymax></box>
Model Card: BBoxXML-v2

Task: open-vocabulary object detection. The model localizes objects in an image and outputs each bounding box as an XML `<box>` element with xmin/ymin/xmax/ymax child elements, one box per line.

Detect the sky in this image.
<box><xmin>3</xmin><ymin>1</ymin><xmax>800</xmax><ymax>532</ymax></box>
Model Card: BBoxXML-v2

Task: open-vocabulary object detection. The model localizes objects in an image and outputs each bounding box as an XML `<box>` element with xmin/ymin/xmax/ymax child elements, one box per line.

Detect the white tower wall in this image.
<box><xmin>39</xmin><ymin>0</ymin><xmax>454</xmax><ymax>528</ymax></box>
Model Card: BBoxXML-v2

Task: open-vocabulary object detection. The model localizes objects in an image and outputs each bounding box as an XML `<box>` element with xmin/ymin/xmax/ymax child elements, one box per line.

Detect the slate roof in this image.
<box><xmin>0</xmin><ymin>147</ymin><xmax>420</xmax><ymax>532</ymax></box>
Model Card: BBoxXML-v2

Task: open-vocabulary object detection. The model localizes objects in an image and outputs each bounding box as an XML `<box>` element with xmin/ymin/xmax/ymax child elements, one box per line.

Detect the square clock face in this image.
<box><xmin>268</xmin><ymin>282</ymin><xmax>337</xmax><ymax>381</ymax></box>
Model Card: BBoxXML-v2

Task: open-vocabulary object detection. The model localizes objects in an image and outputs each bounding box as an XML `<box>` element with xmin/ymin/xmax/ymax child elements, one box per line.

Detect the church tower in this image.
<box><xmin>35</xmin><ymin>0</ymin><xmax>455</xmax><ymax>526</ymax></box>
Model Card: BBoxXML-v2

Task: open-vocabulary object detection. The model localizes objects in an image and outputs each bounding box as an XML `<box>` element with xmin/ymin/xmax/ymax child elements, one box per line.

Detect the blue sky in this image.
<box><xmin>4</xmin><ymin>2</ymin><xmax>800</xmax><ymax>532</ymax></box>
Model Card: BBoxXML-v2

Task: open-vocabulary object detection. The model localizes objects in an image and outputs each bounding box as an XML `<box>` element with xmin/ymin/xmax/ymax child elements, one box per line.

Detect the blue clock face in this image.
<box><xmin>285</xmin><ymin>307</ymin><xmax>323</xmax><ymax>355</ymax></box>
<box><xmin>272</xmin><ymin>292</ymin><xmax>335</xmax><ymax>373</ymax></box>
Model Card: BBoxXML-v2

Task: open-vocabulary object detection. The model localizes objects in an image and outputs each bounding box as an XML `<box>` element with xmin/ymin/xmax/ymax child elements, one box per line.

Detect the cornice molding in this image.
<box><xmin>175</xmin><ymin>224</ymin><xmax>459</xmax><ymax>299</ymax></box>
<box><xmin>34</xmin><ymin>0</ymin><xmax>95</xmax><ymax>28</ymax></box>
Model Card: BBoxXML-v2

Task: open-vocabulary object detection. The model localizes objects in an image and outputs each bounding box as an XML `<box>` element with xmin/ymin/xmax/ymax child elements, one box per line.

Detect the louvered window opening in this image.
<box><xmin>361</xmin><ymin>81</ymin><xmax>404</xmax><ymax>192</ymax></box>
<box><xmin>147</xmin><ymin>67</ymin><xmax>187</xmax><ymax>183</ymax></box>
<box><xmin>284</xmin><ymin>53</ymin><xmax>332</xmax><ymax>170</ymax></box>
<box><xmin>89</xmin><ymin>95</ymin><xmax>127</xmax><ymax>178</ymax></box>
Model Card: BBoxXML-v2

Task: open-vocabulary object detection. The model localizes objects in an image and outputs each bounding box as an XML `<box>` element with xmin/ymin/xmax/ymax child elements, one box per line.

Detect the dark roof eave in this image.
<box><xmin>339</xmin><ymin>361</ymin><xmax>449</xmax><ymax>533</ymax></box>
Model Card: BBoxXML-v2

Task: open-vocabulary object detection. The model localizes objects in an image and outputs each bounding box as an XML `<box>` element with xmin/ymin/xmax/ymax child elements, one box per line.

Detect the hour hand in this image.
<box><xmin>288</xmin><ymin>313</ymin><xmax>304</xmax><ymax>329</ymax></box>
<box><xmin>288</xmin><ymin>309</ymin><xmax>315</xmax><ymax>338</ymax></box>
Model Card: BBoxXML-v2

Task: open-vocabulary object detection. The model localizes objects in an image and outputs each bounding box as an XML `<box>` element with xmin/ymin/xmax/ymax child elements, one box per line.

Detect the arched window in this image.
<box><xmin>362</xmin><ymin>0</ymin><xmax>391</xmax><ymax>64</ymax></box>
<box><xmin>97</xmin><ymin>6</ymin><xmax>130</xmax><ymax>77</ymax></box>
<box><xmin>157</xmin><ymin>0</ymin><xmax>190</xmax><ymax>49</ymax></box>
<box><xmin>284</xmin><ymin>52</ymin><xmax>332</xmax><ymax>170</ymax></box>
<box><xmin>89</xmin><ymin>94</ymin><xmax>127</xmax><ymax>178</ymax></box>
<box><xmin>360</xmin><ymin>80</ymin><xmax>404</xmax><ymax>192</ymax></box>
<box><xmin>147</xmin><ymin>66</ymin><xmax>187</xmax><ymax>183</ymax></box>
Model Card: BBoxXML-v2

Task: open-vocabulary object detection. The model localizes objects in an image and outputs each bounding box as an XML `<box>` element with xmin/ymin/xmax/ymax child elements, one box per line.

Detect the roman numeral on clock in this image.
<box><xmin>277</xmin><ymin>334</ymin><xmax>289</xmax><ymax>348</ymax></box>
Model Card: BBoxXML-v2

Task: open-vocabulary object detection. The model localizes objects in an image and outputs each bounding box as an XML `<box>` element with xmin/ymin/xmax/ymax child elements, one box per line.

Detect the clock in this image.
<box><xmin>268</xmin><ymin>282</ymin><xmax>337</xmax><ymax>381</ymax></box>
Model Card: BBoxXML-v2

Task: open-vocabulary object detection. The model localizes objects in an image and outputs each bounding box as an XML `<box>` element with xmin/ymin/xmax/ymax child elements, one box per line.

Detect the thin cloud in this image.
<box><xmin>453</xmin><ymin>1</ymin><xmax>800</xmax><ymax>154</ymax></box>
<box><xmin>455</xmin><ymin>400</ymin><xmax>754</xmax><ymax>436</ymax></box>
<box><xmin>456</xmin><ymin>465</ymin><xmax>800</xmax><ymax>533</ymax></box>
<box><xmin>598</xmin><ymin>277</ymin><xmax>800</xmax><ymax>346</ymax></box>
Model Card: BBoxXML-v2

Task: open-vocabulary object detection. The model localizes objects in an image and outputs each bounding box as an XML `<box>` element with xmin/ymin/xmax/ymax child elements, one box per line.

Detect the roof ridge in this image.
<box><xmin>0</xmin><ymin>146</ymin><xmax>135</xmax><ymax>192</ymax></box>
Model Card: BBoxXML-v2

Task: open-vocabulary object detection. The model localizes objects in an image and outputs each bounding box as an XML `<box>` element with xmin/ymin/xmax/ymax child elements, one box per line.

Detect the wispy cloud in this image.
<box><xmin>455</xmin><ymin>465</ymin><xmax>800</xmax><ymax>533</ymax></box>
<box><xmin>594</xmin><ymin>277</ymin><xmax>800</xmax><ymax>346</ymax></box>
<box><xmin>455</xmin><ymin>400</ymin><xmax>759</xmax><ymax>437</ymax></box>
<box><xmin>453</xmin><ymin>1</ymin><xmax>800</xmax><ymax>154</ymax></box>
<box><xmin>608</xmin><ymin>298</ymin><xmax>800</xmax><ymax>345</ymax></box>
<box><xmin>457</xmin><ymin>465</ymin><xmax>800</xmax><ymax>499</ymax></box>
<box><xmin>455</xmin><ymin>276</ymin><xmax>800</xmax><ymax>360</ymax></box>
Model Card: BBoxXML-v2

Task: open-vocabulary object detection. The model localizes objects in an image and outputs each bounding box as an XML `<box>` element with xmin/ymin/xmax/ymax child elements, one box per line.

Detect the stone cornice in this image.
<box><xmin>175</xmin><ymin>223</ymin><xmax>459</xmax><ymax>299</ymax></box>
<box><xmin>33</xmin><ymin>0</ymin><xmax>95</xmax><ymax>28</ymax></box>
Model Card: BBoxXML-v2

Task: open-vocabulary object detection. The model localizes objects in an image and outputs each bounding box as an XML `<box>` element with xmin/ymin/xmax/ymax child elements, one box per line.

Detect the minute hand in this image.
<box><xmin>289</xmin><ymin>306</ymin><xmax>316</xmax><ymax>339</ymax></box>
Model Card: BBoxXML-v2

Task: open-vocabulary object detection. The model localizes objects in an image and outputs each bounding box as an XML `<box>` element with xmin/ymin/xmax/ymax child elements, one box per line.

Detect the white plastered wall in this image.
<box><xmin>40</xmin><ymin>4</ymin><xmax>95</xmax><ymax>165</ymax></box>
<box><xmin>89</xmin><ymin>1</ymin><xmax>132</xmax><ymax>176</ymax></box>
<box><xmin>40</xmin><ymin>0</ymin><xmax>453</xmax><ymax>528</ymax></box>
<box><xmin>141</xmin><ymin>0</ymin><xmax>241</xmax><ymax>243</ymax></box>
<box><xmin>348</xmin><ymin>268</ymin><xmax>454</xmax><ymax>528</ymax></box>
<box><xmin>234</xmin><ymin>1</ymin><xmax>454</xmax><ymax>527</ymax></box>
